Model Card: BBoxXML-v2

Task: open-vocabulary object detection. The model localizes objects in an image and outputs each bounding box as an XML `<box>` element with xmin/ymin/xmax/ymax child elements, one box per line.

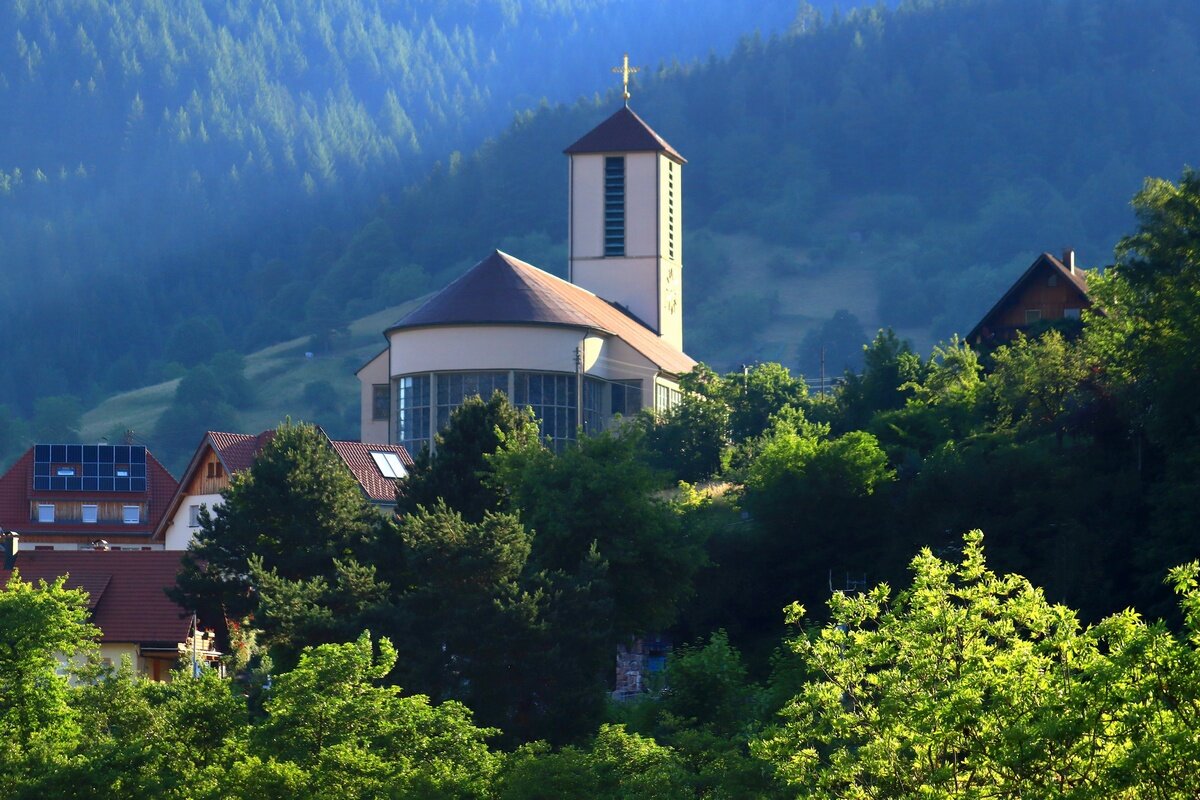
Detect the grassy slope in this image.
<box><xmin>79</xmin><ymin>226</ymin><xmax>934</xmax><ymax>454</ymax></box>
<box><xmin>80</xmin><ymin>298</ymin><xmax>425</xmax><ymax>448</ymax></box>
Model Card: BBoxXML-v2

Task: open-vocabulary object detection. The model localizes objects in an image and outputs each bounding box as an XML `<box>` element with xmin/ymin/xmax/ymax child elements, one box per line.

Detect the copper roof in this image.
<box><xmin>388</xmin><ymin>250</ymin><xmax>696</xmax><ymax>375</ymax></box>
<box><xmin>1</xmin><ymin>550</ymin><xmax>191</xmax><ymax>645</ymax></box>
<box><xmin>967</xmin><ymin>252</ymin><xmax>1095</xmax><ymax>343</ymax></box>
<box><xmin>564</xmin><ymin>106</ymin><xmax>685</xmax><ymax>162</ymax></box>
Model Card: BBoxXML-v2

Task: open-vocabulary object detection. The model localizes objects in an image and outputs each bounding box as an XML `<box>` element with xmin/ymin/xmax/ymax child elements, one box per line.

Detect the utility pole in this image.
<box><xmin>819</xmin><ymin>346</ymin><xmax>826</xmax><ymax>396</ymax></box>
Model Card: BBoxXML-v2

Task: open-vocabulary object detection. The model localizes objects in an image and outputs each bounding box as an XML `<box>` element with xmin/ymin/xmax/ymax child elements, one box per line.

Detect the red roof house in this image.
<box><xmin>153</xmin><ymin>430</ymin><xmax>412</xmax><ymax>549</ymax></box>
<box><xmin>0</xmin><ymin>547</ymin><xmax>198</xmax><ymax>681</ymax></box>
<box><xmin>0</xmin><ymin>444</ymin><xmax>178</xmax><ymax>549</ymax></box>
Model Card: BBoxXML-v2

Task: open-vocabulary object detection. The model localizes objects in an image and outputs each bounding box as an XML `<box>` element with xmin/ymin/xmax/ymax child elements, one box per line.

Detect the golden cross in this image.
<box><xmin>612</xmin><ymin>53</ymin><xmax>640</xmax><ymax>106</ymax></box>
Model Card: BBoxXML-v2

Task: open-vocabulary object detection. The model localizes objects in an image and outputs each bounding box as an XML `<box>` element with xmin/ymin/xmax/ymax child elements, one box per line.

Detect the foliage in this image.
<box><xmin>172</xmin><ymin>420</ymin><xmax>387</xmax><ymax>632</ymax></box>
<box><xmin>836</xmin><ymin>329</ymin><xmax>924</xmax><ymax>431</ymax></box>
<box><xmin>0</xmin><ymin>573</ymin><xmax>98</xmax><ymax>785</ymax></box>
<box><xmin>395</xmin><ymin>392</ymin><xmax>540</xmax><ymax>523</ymax></box>
<box><xmin>755</xmin><ymin>532</ymin><xmax>1200</xmax><ymax>799</ymax></box>
<box><xmin>490</xmin><ymin>427</ymin><xmax>706</xmax><ymax>635</ymax></box>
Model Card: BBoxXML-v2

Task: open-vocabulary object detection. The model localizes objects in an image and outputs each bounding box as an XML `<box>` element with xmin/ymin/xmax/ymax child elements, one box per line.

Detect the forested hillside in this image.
<box><xmin>3</xmin><ymin>0</ymin><xmax>1200</xmax><ymax>470</ymax></box>
<box><xmin>0</xmin><ymin>0</ymin><xmax>801</xmax><ymax>415</ymax></box>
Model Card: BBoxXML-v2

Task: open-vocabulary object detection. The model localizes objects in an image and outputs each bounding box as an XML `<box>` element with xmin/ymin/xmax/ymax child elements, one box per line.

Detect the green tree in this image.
<box><xmin>172</xmin><ymin>421</ymin><xmax>387</xmax><ymax>637</ymax></box>
<box><xmin>396</xmin><ymin>392</ymin><xmax>539</xmax><ymax>523</ymax></box>
<box><xmin>31</xmin><ymin>395</ymin><xmax>83</xmax><ymax>442</ymax></box>
<box><xmin>490</xmin><ymin>428</ymin><xmax>706</xmax><ymax>635</ymax></box>
<box><xmin>724</xmin><ymin>362</ymin><xmax>808</xmax><ymax>443</ymax></box>
<box><xmin>638</xmin><ymin>392</ymin><xmax>731</xmax><ymax>482</ymax></box>
<box><xmin>755</xmin><ymin>531</ymin><xmax>1200</xmax><ymax>799</ymax></box>
<box><xmin>499</xmin><ymin>724</ymin><xmax>693</xmax><ymax>800</ymax></box>
<box><xmin>985</xmin><ymin>329</ymin><xmax>1089</xmax><ymax>442</ymax></box>
<box><xmin>836</xmin><ymin>329</ymin><xmax>923</xmax><ymax>431</ymax></box>
<box><xmin>249</xmin><ymin>632</ymin><xmax>499</xmax><ymax>800</ymax></box>
<box><xmin>0</xmin><ymin>573</ymin><xmax>98</xmax><ymax>787</ymax></box>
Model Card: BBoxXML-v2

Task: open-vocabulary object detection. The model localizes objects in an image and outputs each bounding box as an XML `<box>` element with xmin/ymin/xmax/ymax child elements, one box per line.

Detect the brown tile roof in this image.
<box><xmin>328</xmin><ymin>440</ymin><xmax>413</xmax><ymax>504</ymax></box>
<box><xmin>967</xmin><ymin>252</ymin><xmax>1096</xmax><ymax>343</ymax></box>
<box><xmin>1</xmin><ymin>550</ymin><xmax>191</xmax><ymax>645</ymax></box>
<box><xmin>564</xmin><ymin>106</ymin><xmax>685</xmax><ymax>163</ymax></box>
<box><xmin>209</xmin><ymin>430</ymin><xmax>275</xmax><ymax>473</ymax></box>
<box><xmin>388</xmin><ymin>250</ymin><xmax>697</xmax><ymax>375</ymax></box>
<box><xmin>154</xmin><ymin>430</ymin><xmax>410</xmax><ymax>539</ymax></box>
<box><xmin>0</xmin><ymin>447</ymin><xmax>178</xmax><ymax>540</ymax></box>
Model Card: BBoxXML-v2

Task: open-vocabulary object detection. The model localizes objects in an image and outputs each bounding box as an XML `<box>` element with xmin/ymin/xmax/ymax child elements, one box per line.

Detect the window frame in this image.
<box><xmin>122</xmin><ymin>505</ymin><xmax>141</xmax><ymax>525</ymax></box>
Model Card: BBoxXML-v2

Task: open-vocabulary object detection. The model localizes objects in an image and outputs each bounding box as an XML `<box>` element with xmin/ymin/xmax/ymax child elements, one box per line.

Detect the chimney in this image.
<box><xmin>1063</xmin><ymin>249</ymin><xmax>1076</xmax><ymax>275</ymax></box>
<box><xmin>2</xmin><ymin>530</ymin><xmax>18</xmax><ymax>569</ymax></box>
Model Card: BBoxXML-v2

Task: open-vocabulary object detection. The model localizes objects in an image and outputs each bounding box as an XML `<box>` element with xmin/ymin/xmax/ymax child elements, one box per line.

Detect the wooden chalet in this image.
<box><xmin>967</xmin><ymin>250</ymin><xmax>1094</xmax><ymax>347</ymax></box>
<box><xmin>153</xmin><ymin>430</ymin><xmax>413</xmax><ymax>550</ymax></box>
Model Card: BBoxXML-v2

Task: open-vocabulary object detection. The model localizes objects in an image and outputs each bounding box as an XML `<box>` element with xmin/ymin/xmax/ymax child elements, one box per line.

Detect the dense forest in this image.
<box><xmin>4</xmin><ymin>166</ymin><xmax>1200</xmax><ymax>797</ymax></box>
<box><xmin>0</xmin><ymin>0</ymin><xmax>800</xmax><ymax>420</ymax></box>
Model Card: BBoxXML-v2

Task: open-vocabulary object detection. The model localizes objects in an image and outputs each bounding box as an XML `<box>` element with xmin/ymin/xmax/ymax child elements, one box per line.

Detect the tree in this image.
<box><xmin>0</xmin><ymin>573</ymin><xmax>98</xmax><ymax>787</ymax></box>
<box><xmin>248</xmin><ymin>632</ymin><xmax>499</xmax><ymax>799</ymax></box>
<box><xmin>724</xmin><ymin>362</ymin><xmax>808</xmax><ymax>443</ymax></box>
<box><xmin>985</xmin><ymin>329</ymin><xmax>1089</xmax><ymax>442</ymax></box>
<box><xmin>755</xmin><ymin>531</ymin><xmax>1200</xmax><ymax>799</ymax></box>
<box><xmin>172</xmin><ymin>421</ymin><xmax>387</xmax><ymax>639</ymax></box>
<box><xmin>490</xmin><ymin>428</ymin><xmax>706</xmax><ymax>635</ymax></box>
<box><xmin>31</xmin><ymin>395</ymin><xmax>83</xmax><ymax>442</ymax></box>
<box><xmin>836</xmin><ymin>329</ymin><xmax>923</xmax><ymax>431</ymax></box>
<box><xmin>638</xmin><ymin>392</ymin><xmax>731</xmax><ymax>482</ymax></box>
<box><xmin>499</xmin><ymin>724</ymin><xmax>693</xmax><ymax>800</ymax></box>
<box><xmin>395</xmin><ymin>392</ymin><xmax>539</xmax><ymax>523</ymax></box>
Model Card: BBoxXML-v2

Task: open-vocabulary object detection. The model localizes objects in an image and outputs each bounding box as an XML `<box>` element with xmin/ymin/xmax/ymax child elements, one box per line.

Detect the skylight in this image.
<box><xmin>370</xmin><ymin>451</ymin><xmax>407</xmax><ymax>479</ymax></box>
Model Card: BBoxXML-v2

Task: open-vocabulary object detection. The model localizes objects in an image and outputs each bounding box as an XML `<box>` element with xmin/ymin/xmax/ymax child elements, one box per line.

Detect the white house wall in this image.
<box><xmin>162</xmin><ymin>493</ymin><xmax>223</xmax><ymax>551</ymax></box>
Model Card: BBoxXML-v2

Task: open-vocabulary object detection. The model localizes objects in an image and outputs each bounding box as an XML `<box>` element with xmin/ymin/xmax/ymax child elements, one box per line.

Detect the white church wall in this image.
<box><xmin>623</xmin><ymin>152</ymin><xmax>659</xmax><ymax>258</ymax></box>
<box><xmin>569</xmin><ymin>154</ymin><xmax>605</xmax><ymax>262</ymax></box>
<box><xmin>572</xmin><ymin>256</ymin><xmax>660</xmax><ymax>330</ymax></box>
<box><xmin>389</xmin><ymin>325</ymin><xmax>586</xmax><ymax>377</ymax></box>
<box><xmin>357</xmin><ymin>349</ymin><xmax>390</xmax><ymax>444</ymax></box>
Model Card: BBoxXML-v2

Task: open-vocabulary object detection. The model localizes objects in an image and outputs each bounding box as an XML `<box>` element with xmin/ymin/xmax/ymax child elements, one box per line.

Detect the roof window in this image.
<box><xmin>370</xmin><ymin>451</ymin><xmax>407</xmax><ymax>479</ymax></box>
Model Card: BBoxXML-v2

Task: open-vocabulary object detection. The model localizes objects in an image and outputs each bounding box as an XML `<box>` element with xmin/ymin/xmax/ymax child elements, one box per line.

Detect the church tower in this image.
<box><xmin>565</xmin><ymin>98</ymin><xmax>685</xmax><ymax>351</ymax></box>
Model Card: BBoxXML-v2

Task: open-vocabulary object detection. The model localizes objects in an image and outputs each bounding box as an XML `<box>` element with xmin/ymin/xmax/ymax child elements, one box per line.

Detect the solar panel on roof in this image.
<box><xmin>33</xmin><ymin>444</ymin><xmax>149</xmax><ymax>492</ymax></box>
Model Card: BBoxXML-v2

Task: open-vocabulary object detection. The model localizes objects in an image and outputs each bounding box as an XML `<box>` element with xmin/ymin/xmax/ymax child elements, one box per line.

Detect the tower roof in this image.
<box><xmin>564</xmin><ymin>106</ymin><xmax>685</xmax><ymax>163</ymax></box>
<box><xmin>387</xmin><ymin>250</ymin><xmax>696</xmax><ymax>375</ymax></box>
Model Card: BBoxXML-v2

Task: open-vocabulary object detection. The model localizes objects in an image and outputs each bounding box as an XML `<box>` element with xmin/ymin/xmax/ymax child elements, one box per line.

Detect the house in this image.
<box><xmin>967</xmin><ymin>250</ymin><xmax>1094</xmax><ymax>346</ymax></box>
<box><xmin>0</xmin><ymin>443</ymin><xmax>178</xmax><ymax>551</ymax></box>
<box><xmin>0</xmin><ymin>537</ymin><xmax>209</xmax><ymax>681</ymax></box>
<box><xmin>358</xmin><ymin>101</ymin><xmax>696</xmax><ymax>453</ymax></box>
<box><xmin>153</xmin><ymin>430</ymin><xmax>413</xmax><ymax>550</ymax></box>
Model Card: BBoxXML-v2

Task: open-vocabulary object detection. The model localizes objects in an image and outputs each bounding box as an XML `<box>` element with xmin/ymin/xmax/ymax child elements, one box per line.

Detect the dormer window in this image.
<box><xmin>37</xmin><ymin>504</ymin><xmax>55</xmax><ymax>523</ymax></box>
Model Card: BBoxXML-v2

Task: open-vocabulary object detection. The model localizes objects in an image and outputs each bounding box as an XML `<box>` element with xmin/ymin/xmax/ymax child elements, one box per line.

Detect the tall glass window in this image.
<box><xmin>396</xmin><ymin>374</ymin><xmax>432</xmax><ymax>455</ymax></box>
<box><xmin>604</xmin><ymin>156</ymin><xmax>625</xmax><ymax>256</ymax></box>
<box><xmin>436</xmin><ymin>372</ymin><xmax>510</xmax><ymax>430</ymax></box>
<box><xmin>515</xmin><ymin>372</ymin><xmax>578</xmax><ymax>448</ymax></box>
<box><xmin>583</xmin><ymin>377</ymin><xmax>604</xmax><ymax>435</ymax></box>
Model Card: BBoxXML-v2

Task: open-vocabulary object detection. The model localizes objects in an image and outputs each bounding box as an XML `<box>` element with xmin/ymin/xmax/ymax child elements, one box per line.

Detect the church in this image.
<box><xmin>357</xmin><ymin>73</ymin><xmax>697</xmax><ymax>453</ymax></box>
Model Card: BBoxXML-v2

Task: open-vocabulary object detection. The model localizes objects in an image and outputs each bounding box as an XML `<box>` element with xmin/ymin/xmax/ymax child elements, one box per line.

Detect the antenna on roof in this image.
<box><xmin>611</xmin><ymin>53</ymin><xmax>640</xmax><ymax>107</ymax></box>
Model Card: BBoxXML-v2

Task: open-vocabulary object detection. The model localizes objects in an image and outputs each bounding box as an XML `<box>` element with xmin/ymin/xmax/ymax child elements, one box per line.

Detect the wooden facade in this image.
<box><xmin>968</xmin><ymin>252</ymin><xmax>1093</xmax><ymax>346</ymax></box>
<box><xmin>27</xmin><ymin>500</ymin><xmax>145</xmax><ymax>524</ymax></box>
<box><xmin>185</xmin><ymin>448</ymin><xmax>231</xmax><ymax>495</ymax></box>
